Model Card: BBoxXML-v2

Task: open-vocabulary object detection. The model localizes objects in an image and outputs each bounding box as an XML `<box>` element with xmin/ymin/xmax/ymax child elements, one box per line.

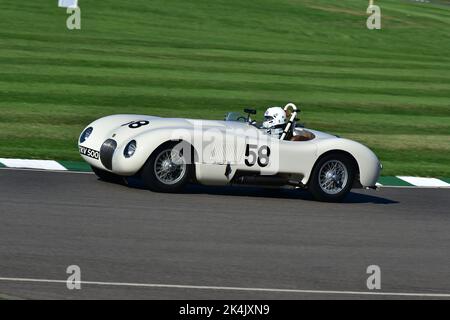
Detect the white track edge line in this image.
<box><xmin>0</xmin><ymin>167</ymin><xmax>94</xmax><ymax>175</ymax></box>
<box><xmin>0</xmin><ymin>277</ymin><xmax>450</xmax><ymax>298</ymax></box>
<box><xmin>397</xmin><ymin>176</ymin><xmax>450</xmax><ymax>187</ymax></box>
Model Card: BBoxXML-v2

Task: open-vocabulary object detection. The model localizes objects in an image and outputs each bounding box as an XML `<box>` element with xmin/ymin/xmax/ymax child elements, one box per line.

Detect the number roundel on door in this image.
<box><xmin>245</xmin><ymin>144</ymin><xmax>271</xmax><ymax>167</ymax></box>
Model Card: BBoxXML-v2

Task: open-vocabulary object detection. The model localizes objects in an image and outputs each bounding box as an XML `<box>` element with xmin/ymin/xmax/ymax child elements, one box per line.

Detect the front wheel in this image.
<box><xmin>308</xmin><ymin>153</ymin><xmax>356</xmax><ymax>202</ymax></box>
<box><xmin>141</xmin><ymin>142</ymin><xmax>193</xmax><ymax>193</ymax></box>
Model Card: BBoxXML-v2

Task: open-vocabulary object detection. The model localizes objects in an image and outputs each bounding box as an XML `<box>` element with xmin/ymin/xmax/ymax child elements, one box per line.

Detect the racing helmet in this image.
<box><xmin>262</xmin><ymin>107</ymin><xmax>286</xmax><ymax>129</ymax></box>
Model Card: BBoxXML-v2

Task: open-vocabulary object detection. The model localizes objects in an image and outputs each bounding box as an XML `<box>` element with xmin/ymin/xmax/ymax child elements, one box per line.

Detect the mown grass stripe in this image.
<box><xmin>2</xmin><ymin>74</ymin><xmax>450</xmax><ymax>100</ymax></box>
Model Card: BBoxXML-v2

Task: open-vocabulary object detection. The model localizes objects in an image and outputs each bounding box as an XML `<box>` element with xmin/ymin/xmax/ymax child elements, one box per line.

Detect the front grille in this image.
<box><xmin>100</xmin><ymin>139</ymin><xmax>117</xmax><ymax>170</ymax></box>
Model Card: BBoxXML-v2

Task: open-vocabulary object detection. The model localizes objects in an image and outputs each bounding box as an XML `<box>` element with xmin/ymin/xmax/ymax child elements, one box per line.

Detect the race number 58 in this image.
<box><xmin>245</xmin><ymin>144</ymin><xmax>271</xmax><ymax>167</ymax></box>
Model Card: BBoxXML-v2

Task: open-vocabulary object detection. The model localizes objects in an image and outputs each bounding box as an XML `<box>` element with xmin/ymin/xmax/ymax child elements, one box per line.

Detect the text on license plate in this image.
<box><xmin>79</xmin><ymin>146</ymin><xmax>100</xmax><ymax>160</ymax></box>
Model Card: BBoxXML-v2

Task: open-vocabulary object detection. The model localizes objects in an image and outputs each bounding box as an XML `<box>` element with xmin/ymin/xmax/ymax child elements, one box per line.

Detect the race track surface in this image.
<box><xmin>0</xmin><ymin>169</ymin><xmax>449</xmax><ymax>299</ymax></box>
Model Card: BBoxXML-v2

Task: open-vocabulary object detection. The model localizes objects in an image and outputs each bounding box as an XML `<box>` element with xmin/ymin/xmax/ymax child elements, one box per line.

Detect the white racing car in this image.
<box><xmin>78</xmin><ymin>103</ymin><xmax>381</xmax><ymax>202</ymax></box>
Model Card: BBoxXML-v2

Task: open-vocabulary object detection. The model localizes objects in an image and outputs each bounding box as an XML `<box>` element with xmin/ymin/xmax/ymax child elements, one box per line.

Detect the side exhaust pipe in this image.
<box><xmin>234</xmin><ymin>175</ymin><xmax>305</xmax><ymax>188</ymax></box>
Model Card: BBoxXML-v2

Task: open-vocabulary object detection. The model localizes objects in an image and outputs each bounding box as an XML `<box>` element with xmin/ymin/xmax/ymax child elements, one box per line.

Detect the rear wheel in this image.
<box><xmin>91</xmin><ymin>166</ymin><xmax>124</xmax><ymax>184</ymax></box>
<box><xmin>309</xmin><ymin>153</ymin><xmax>356</xmax><ymax>202</ymax></box>
<box><xmin>141</xmin><ymin>142</ymin><xmax>192</xmax><ymax>193</ymax></box>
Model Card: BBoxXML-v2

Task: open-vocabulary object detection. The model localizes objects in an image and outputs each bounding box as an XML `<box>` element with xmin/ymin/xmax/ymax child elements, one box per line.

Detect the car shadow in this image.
<box><xmin>342</xmin><ymin>191</ymin><xmax>398</xmax><ymax>204</ymax></box>
<box><xmin>123</xmin><ymin>177</ymin><xmax>398</xmax><ymax>205</ymax></box>
<box><xmin>184</xmin><ymin>185</ymin><xmax>398</xmax><ymax>204</ymax></box>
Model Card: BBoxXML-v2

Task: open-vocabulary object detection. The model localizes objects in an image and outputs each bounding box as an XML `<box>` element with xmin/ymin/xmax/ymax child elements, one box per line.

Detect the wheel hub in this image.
<box><xmin>162</xmin><ymin>160</ymin><xmax>176</xmax><ymax>172</ymax></box>
<box><xmin>325</xmin><ymin>171</ymin><xmax>337</xmax><ymax>181</ymax></box>
<box><xmin>154</xmin><ymin>149</ymin><xmax>187</xmax><ymax>185</ymax></box>
<box><xmin>318</xmin><ymin>160</ymin><xmax>348</xmax><ymax>195</ymax></box>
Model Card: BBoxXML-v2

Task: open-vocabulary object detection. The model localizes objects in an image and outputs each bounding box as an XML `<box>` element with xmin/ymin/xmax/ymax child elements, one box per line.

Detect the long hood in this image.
<box><xmin>81</xmin><ymin>114</ymin><xmax>254</xmax><ymax>147</ymax></box>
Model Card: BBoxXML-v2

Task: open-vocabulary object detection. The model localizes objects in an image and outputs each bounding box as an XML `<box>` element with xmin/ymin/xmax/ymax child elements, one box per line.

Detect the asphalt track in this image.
<box><xmin>0</xmin><ymin>169</ymin><xmax>449</xmax><ymax>300</ymax></box>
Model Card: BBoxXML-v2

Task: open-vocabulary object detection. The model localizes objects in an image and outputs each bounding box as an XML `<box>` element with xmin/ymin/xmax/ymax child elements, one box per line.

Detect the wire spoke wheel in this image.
<box><xmin>153</xmin><ymin>148</ymin><xmax>187</xmax><ymax>185</ymax></box>
<box><xmin>318</xmin><ymin>160</ymin><xmax>348</xmax><ymax>195</ymax></box>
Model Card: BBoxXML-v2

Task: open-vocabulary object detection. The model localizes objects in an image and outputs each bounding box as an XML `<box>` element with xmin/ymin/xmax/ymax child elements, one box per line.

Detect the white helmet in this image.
<box><xmin>263</xmin><ymin>106</ymin><xmax>286</xmax><ymax>129</ymax></box>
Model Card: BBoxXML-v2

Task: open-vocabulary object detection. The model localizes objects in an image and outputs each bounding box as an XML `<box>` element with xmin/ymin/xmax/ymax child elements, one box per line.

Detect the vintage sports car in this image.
<box><xmin>78</xmin><ymin>103</ymin><xmax>381</xmax><ymax>202</ymax></box>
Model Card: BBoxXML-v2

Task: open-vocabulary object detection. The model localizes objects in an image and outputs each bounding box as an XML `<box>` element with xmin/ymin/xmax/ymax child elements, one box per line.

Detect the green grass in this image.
<box><xmin>0</xmin><ymin>0</ymin><xmax>449</xmax><ymax>176</ymax></box>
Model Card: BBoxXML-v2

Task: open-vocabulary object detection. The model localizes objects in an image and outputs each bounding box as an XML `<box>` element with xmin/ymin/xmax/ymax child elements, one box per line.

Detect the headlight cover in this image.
<box><xmin>80</xmin><ymin>127</ymin><xmax>93</xmax><ymax>143</ymax></box>
<box><xmin>124</xmin><ymin>140</ymin><xmax>137</xmax><ymax>158</ymax></box>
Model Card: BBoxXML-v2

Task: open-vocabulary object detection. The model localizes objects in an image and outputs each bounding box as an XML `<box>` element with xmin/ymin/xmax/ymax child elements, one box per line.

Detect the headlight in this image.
<box><xmin>124</xmin><ymin>140</ymin><xmax>137</xmax><ymax>158</ymax></box>
<box><xmin>80</xmin><ymin>127</ymin><xmax>93</xmax><ymax>143</ymax></box>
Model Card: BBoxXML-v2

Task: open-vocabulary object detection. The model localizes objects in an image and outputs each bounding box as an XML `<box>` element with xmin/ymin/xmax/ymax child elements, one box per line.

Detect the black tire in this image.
<box><xmin>91</xmin><ymin>166</ymin><xmax>124</xmax><ymax>184</ymax></box>
<box><xmin>141</xmin><ymin>142</ymin><xmax>193</xmax><ymax>193</ymax></box>
<box><xmin>308</xmin><ymin>153</ymin><xmax>356</xmax><ymax>202</ymax></box>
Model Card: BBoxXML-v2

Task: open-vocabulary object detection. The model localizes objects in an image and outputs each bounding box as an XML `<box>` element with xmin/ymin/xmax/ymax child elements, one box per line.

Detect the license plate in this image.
<box><xmin>79</xmin><ymin>146</ymin><xmax>100</xmax><ymax>160</ymax></box>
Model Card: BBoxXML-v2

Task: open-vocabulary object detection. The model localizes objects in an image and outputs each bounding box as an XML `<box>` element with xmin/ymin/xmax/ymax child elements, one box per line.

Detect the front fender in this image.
<box><xmin>111</xmin><ymin>126</ymin><xmax>196</xmax><ymax>176</ymax></box>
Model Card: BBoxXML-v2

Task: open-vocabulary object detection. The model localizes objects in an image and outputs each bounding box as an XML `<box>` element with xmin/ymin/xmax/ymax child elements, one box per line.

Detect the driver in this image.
<box><xmin>262</xmin><ymin>106</ymin><xmax>286</xmax><ymax>139</ymax></box>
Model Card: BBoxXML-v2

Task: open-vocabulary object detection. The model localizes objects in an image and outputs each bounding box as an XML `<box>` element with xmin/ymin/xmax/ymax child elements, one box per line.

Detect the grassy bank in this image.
<box><xmin>0</xmin><ymin>0</ymin><xmax>449</xmax><ymax>176</ymax></box>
